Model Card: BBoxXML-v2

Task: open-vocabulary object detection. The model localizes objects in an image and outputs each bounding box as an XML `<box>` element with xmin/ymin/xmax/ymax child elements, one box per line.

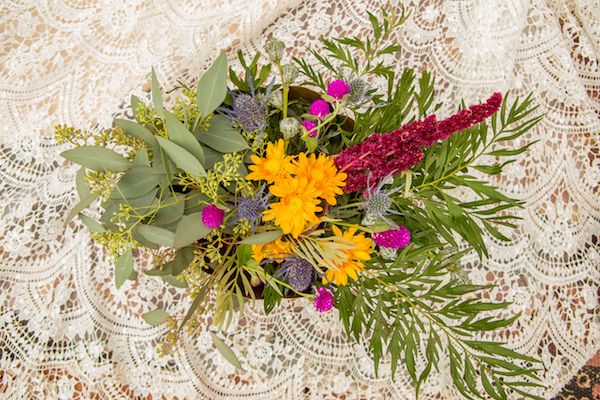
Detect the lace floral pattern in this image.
<box><xmin>0</xmin><ymin>0</ymin><xmax>598</xmax><ymax>398</ymax></box>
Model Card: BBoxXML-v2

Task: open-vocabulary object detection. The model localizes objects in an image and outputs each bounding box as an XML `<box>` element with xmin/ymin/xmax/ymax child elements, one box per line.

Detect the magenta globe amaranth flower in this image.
<box><xmin>372</xmin><ymin>226</ymin><xmax>411</xmax><ymax>249</ymax></box>
<box><xmin>301</xmin><ymin>120</ymin><xmax>318</xmax><ymax>137</ymax></box>
<box><xmin>326</xmin><ymin>79</ymin><xmax>350</xmax><ymax>100</ymax></box>
<box><xmin>201</xmin><ymin>204</ymin><xmax>224</xmax><ymax>228</ymax></box>
<box><xmin>309</xmin><ymin>99</ymin><xmax>330</xmax><ymax>120</ymax></box>
<box><xmin>313</xmin><ymin>287</ymin><xmax>334</xmax><ymax>312</ymax></box>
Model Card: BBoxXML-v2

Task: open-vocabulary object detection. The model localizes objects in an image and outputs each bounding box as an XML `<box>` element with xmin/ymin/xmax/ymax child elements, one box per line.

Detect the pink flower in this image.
<box><xmin>326</xmin><ymin>79</ymin><xmax>350</xmax><ymax>100</ymax></box>
<box><xmin>301</xmin><ymin>120</ymin><xmax>318</xmax><ymax>137</ymax></box>
<box><xmin>313</xmin><ymin>287</ymin><xmax>334</xmax><ymax>312</ymax></box>
<box><xmin>201</xmin><ymin>204</ymin><xmax>224</xmax><ymax>228</ymax></box>
<box><xmin>309</xmin><ymin>99</ymin><xmax>330</xmax><ymax>120</ymax></box>
<box><xmin>372</xmin><ymin>227</ymin><xmax>410</xmax><ymax>249</ymax></box>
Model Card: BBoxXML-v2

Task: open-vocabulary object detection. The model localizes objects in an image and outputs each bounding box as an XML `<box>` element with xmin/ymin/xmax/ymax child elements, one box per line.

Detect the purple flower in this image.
<box><xmin>326</xmin><ymin>79</ymin><xmax>350</xmax><ymax>100</ymax></box>
<box><xmin>372</xmin><ymin>227</ymin><xmax>411</xmax><ymax>249</ymax></box>
<box><xmin>313</xmin><ymin>287</ymin><xmax>334</xmax><ymax>312</ymax></box>
<box><xmin>201</xmin><ymin>204</ymin><xmax>224</xmax><ymax>228</ymax></box>
<box><xmin>309</xmin><ymin>99</ymin><xmax>330</xmax><ymax>120</ymax></box>
<box><xmin>301</xmin><ymin>120</ymin><xmax>318</xmax><ymax>137</ymax></box>
<box><xmin>280</xmin><ymin>257</ymin><xmax>314</xmax><ymax>291</ymax></box>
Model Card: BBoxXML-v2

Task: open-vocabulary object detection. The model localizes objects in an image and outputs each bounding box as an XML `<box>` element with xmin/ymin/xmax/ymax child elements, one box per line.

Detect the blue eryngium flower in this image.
<box><xmin>278</xmin><ymin>257</ymin><xmax>314</xmax><ymax>292</ymax></box>
<box><xmin>360</xmin><ymin>172</ymin><xmax>402</xmax><ymax>227</ymax></box>
<box><xmin>231</xmin><ymin>186</ymin><xmax>270</xmax><ymax>232</ymax></box>
<box><xmin>220</xmin><ymin>72</ymin><xmax>275</xmax><ymax>144</ymax></box>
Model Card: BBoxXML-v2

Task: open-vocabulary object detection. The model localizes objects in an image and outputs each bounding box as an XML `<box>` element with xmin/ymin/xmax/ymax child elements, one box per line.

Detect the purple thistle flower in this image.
<box><xmin>279</xmin><ymin>257</ymin><xmax>314</xmax><ymax>291</ymax></box>
<box><xmin>309</xmin><ymin>99</ymin><xmax>330</xmax><ymax>120</ymax></box>
<box><xmin>219</xmin><ymin>73</ymin><xmax>275</xmax><ymax>144</ymax></box>
<box><xmin>360</xmin><ymin>172</ymin><xmax>403</xmax><ymax>226</ymax></box>
<box><xmin>372</xmin><ymin>227</ymin><xmax>411</xmax><ymax>249</ymax></box>
<box><xmin>231</xmin><ymin>186</ymin><xmax>270</xmax><ymax>232</ymax></box>
<box><xmin>313</xmin><ymin>287</ymin><xmax>334</xmax><ymax>312</ymax></box>
<box><xmin>326</xmin><ymin>79</ymin><xmax>350</xmax><ymax>100</ymax></box>
<box><xmin>202</xmin><ymin>204</ymin><xmax>224</xmax><ymax>228</ymax></box>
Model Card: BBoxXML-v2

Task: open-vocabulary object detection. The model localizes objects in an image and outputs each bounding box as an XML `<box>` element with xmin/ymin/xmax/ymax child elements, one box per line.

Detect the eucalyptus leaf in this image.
<box><xmin>128</xmin><ymin>187</ymin><xmax>159</xmax><ymax>210</ymax></box>
<box><xmin>184</xmin><ymin>192</ymin><xmax>209</xmax><ymax>215</ymax></box>
<box><xmin>78</xmin><ymin>213</ymin><xmax>105</xmax><ymax>233</ymax></box>
<box><xmin>65</xmin><ymin>193</ymin><xmax>97</xmax><ymax>226</ymax></box>
<box><xmin>144</xmin><ymin>260</ymin><xmax>173</xmax><ymax>276</ymax></box>
<box><xmin>152</xmin><ymin>149</ymin><xmax>174</xmax><ymax>191</ymax></box>
<box><xmin>132</xmin><ymin>225</ymin><xmax>159</xmax><ymax>250</ymax></box>
<box><xmin>198</xmin><ymin>115</ymin><xmax>248</xmax><ymax>153</ymax></box>
<box><xmin>114</xmin><ymin>119</ymin><xmax>159</xmax><ymax>150</ymax></box>
<box><xmin>240</xmin><ymin>230</ymin><xmax>283</xmax><ymax>245</ymax></box>
<box><xmin>172</xmin><ymin>246</ymin><xmax>195</xmax><ymax>275</ymax></box>
<box><xmin>75</xmin><ymin>167</ymin><xmax>91</xmax><ymax>198</ymax></box>
<box><xmin>130</xmin><ymin>95</ymin><xmax>143</xmax><ymax>123</ymax></box>
<box><xmin>157</xmin><ymin>137</ymin><xmax>207</xmax><ymax>178</ymax></box>
<box><xmin>110</xmin><ymin>167</ymin><xmax>158</xmax><ymax>199</ymax></box>
<box><xmin>197</xmin><ymin>52</ymin><xmax>228</xmax><ymax>118</ymax></box>
<box><xmin>151</xmin><ymin>67</ymin><xmax>164</xmax><ymax>118</ymax></box>
<box><xmin>137</xmin><ymin>224</ymin><xmax>175</xmax><ymax>247</ymax></box>
<box><xmin>203</xmin><ymin>146</ymin><xmax>224</xmax><ymax>169</ymax></box>
<box><xmin>132</xmin><ymin>149</ymin><xmax>150</xmax><ymax>167</ymax></box>
<box><xmin>142</xmin><ymin>309</ymin><xmax>169</xmax><ymax>326</ymax></box>
<box><xmin>61</xmin><ymin>146</ymin><xmax>131</xmax><ymax>172</ymax></box>
<box><xmin>210</xmin><ymin>332</ymin><xmax>243</xmax><ymax>370</ymax></box>
<box><xmin>115</xmin><ymin>248</ymin><xmax>133</xmax><ymax>289</ymax></box>
<box><xmin>155</xmin><ymin>193</ymin><xmax>185</xmax><ymax>226</ymax></box>
<box><xmin>174</xmin><ymin>212</ymin><xmax>211</xmax><ymax>248</ymax></box>
<box><xmin>162</xmin><ymin>274</ymin><xmax>188</xmax><ymax>288</ymax></box>
<box><xmin>164</xmin><ymin>112</ymin><xmax>205</xmax><ymax>165</ymax></box>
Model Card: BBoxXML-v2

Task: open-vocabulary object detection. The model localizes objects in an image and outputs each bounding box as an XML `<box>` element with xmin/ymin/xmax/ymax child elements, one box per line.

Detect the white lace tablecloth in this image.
<box><xmin>0</xmin><ymin>0</ymin><xmax>598</xmax><ymax>398</ymax></box>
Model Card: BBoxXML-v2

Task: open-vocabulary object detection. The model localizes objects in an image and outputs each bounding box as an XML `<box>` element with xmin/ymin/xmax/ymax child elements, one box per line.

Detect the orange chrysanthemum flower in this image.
<box><xmin>291</xmin><ymin>153</ymin><xmax>347</xmax><ymax>205</ymax></box>
<box><xmin>323</xmin><ymin>225</ymin><xmax>373</xmax><ymax>285</ymax></box>
<box><xmin>252</xmin><ymin>238</ymin><xmax>291</xmax><ymax>263</ymax></box>
<box><xmin>263</xmin><ymin>177</ymin><xmax>322</xmax><ymax>238</ymax></box>
<box><xmin>246</xmin><ymin>139</ymin><xmax>292</xmax><ymax>183</ymax></box>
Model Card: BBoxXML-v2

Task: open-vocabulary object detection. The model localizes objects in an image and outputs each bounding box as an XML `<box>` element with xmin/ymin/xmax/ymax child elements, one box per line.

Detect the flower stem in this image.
<box><xmin>277</xmin><ymin>62</ymin><xmax>289</xmax><ymax>118</ymax></box>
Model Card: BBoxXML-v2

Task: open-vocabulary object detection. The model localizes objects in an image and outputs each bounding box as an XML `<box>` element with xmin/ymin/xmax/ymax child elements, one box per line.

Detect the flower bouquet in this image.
<box><xmin>56</xmin><ymin>6</ymin><xmax>545</xmax><ymax>398</ymax></box>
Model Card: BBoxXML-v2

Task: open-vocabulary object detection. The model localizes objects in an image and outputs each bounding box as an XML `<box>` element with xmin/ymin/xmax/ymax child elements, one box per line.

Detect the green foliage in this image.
<box><xmin>142</xmin><ymin>309</ymin><xmax>170</xmax><ymax>326</ymax></box>
<box><xmin>60</xmin><ymin>146</ymin><xmax>132</xmax><ymax>172</ymax></box>
<box><xmin>335</xmin><ymin>246</ymin><xmax>544</xmax><ymax>399</ymax></box>
<box><xmin>114</xmin><ymin>248</ymin><xmax>134</xmax><ymax>288</ymax></box>
<box><xmin>229</xmin><ymin>50</ymin><xmax>273</xmax><ymax>92</ymax></box>
<box><xmin>408</xmin><ymin>94</ymin><xmax>542</xmax><ymax>258</ymax></box>
<box><xmin>197</xmin><ymin>115</ymin><xmax>248</xmax><ymax>153</ymax></box>
<box><xmin>196</xmin><ymin>52</ymin><xmax>228</xmax><ymax>119</ymax></box>
<box><xmin>294</xmin><ymin>4</ymin><xmax>409</xmax><ymax>89</ymax></box>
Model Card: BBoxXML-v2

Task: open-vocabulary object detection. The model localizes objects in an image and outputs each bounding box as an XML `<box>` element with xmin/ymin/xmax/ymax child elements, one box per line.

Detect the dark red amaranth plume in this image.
<box><xmin>334</xmin><ymin>92</ymin><xmax>503</xmax><ymax>193</ymax></box>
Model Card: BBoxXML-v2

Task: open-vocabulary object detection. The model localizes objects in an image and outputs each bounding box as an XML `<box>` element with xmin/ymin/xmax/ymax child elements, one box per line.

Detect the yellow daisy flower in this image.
<box><xmin>263</xmin><ymin>177</ymin><xmax>322</xmax><ymax>238</ymax></box>
<box><xmin>323</xmin><ymin>225</ymin><xmax>373</xmax><ymax>285</ymax></box>
<box><xmin>252</xmin><ymin>238</ymin><xmax>291</xmax><ymax>263</ymax></box>
<box><xmin>246</xmin><ymin>139</ymin><xmax>292</xmax><ymax>183</ymax></box>
<box><xmin>291</xmin><ymin>153</ymin><xmax>347</xmax><ymax>205</ymax></box>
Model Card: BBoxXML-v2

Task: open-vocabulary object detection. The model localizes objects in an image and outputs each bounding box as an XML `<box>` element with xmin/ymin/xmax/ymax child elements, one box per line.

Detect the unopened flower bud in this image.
<box><xmin>282</xmin><ymin>64</ymin><xmax>299</xmax><ymax>85</ymax></box>
<box><xmin>280</xmin><ymin>117</ymin><xmax>301</xmax><ymax>139</ymax></box>
<box><xmin>264</xmin><ymin>39</ymin><xmax>285</xmax><ymax>63</ymax></box>
<box><xmin>268</xmin><ymin>90</ymin><xmax>283</xmax><ymax>109</ymax></box>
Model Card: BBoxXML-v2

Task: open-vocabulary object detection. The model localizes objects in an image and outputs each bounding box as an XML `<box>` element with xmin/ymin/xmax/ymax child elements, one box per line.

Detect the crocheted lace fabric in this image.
<box><xmin>0</xmin><ymin>0</ymin><xmax>598</xmax><ymax>398</ymax></box>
